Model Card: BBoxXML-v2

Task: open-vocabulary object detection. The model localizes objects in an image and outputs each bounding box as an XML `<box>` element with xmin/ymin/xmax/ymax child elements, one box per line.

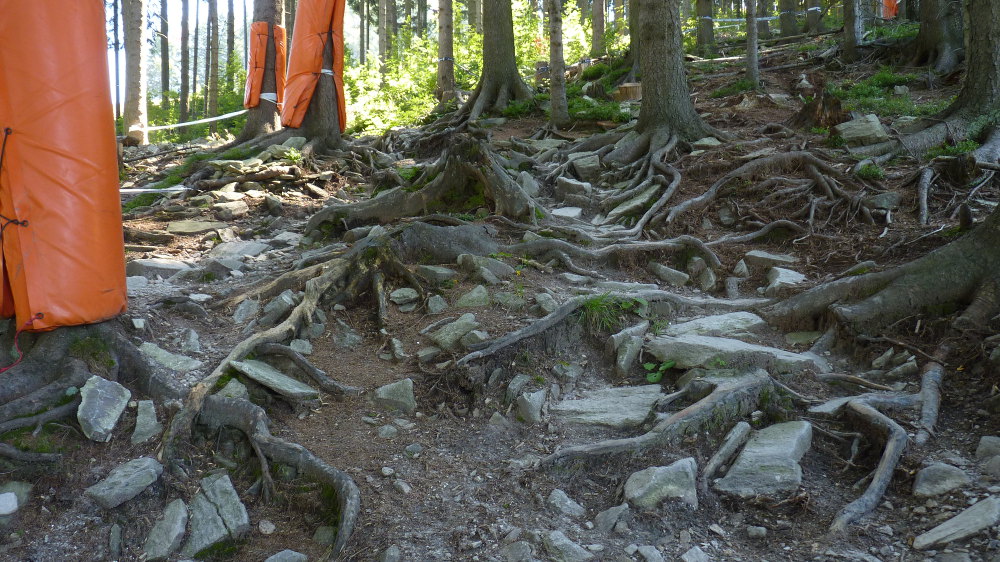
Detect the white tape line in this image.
<box><xmin>144</xmin><ymin>109</ymin><xmax>249</xmax><ymax>131</ymax></box>
<box><xmin>320</xmin><ymin>69</ymin><xmax>335</xmax><ymax>75</ymax></box>
<box><xmin>259</xmin><ymin>92</ymin><xmax>278</xmax><ymax>103</ymax></box>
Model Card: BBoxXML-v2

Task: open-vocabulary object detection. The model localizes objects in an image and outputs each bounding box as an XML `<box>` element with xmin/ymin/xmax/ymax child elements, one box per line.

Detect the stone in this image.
<box><xmin>180</xmin><ymin>328</ymin><xmax>201</xmax><ymax>354</ymax></box>
<box><xmin>893</xmin><ymin>85</ymin><xmax>909</xmax><ymax>95</ymax></box>
<box><xmin>426</xmin><ymin>295</ymin><xmax>448</xmax><ymax>314</ymax></box>
<box><xmin>212</xmin><ymin>200</ymin><xmax>249</xmax><ymax>220</ymax></box>
<box><xmin>637</xmin><ymin>545</ymin><xmax>664</xmax><ymax>562</ymax></box>
<box><xmin>290</xmin><ymin>339</ymin><xmax>313</xmax><ymax>355</ymax></box>
<box><xmin>379</xmin><ymin>544</ymin><xmax>402</xmax><ymax>562</ymax></box>
<box><xmin>571</xmin><ymin>153</ymin><xmax>601</xmax><ymax>182</ymax></box>
<box><xmin>416</xmin><ymin>347</ymin><xmax>441</xmax><ymax>363</ymax></box>
<box><xmin>765</xmin><ymin>267</ymin><xmax>806</xmax><ymax>296</ymax></box>
<box><xmin>182</xmin><ymin>493</ymin><xmax>230</xmax><ymax>557</ymax></box>
<box><xmin>456</xmin><ymin>285</ymin><xmax>490</xmax><ymax>308</ymax></box>
<box><xmin>535</xmin><ymin>292</ymin><xmax>558</xmax><ymax>315</ymax></box>
<box><xmin>0</xmin><ymin>494</ymin><xmax>16</xmax><ymax>516</ymax></box>
<box><xmin>303</xmin><ymin>183</ymin><xmax>329</xmax><ymax>198</ymax></box>
<box><xmin>126</xmin><ymin>258</ymin><xmax>191</xmax><ymax>279</ymax></box>
<box><xmin>743</xmin><ymin>250</ymin><xmax>798</xmax><ymax>271</ymax></box>
<box><xmin>516</xmin><ymin>389</ymin><xmax>546</xmax><ymax>424</ymax></box>
<box><xmin>126</xmin><ymin>275</ymin><xmax>149</xmax><ymax>295</ymax></box>
<box><xmin>493</xmin><ymin>292</ymin><xmax>527</xmax><ymax>310</ymax></box>
<box><xmin>913</xmin><ymin>496</ymin><xmax>1000</xmax><ymax>549</ymax></box>
<box><xmin>166</xmin><ymin>220</ymin><xmax>229</xmax><ymax>235</ymax></box>
<box><xmin>232</xmin><ymin>299</ymin><xmax>259</xmax><ymax>324</ymax></box>
<box><xmin>389</xmin><ymin>287</ymin><xmax>419</xmax><ymax>305</ymax></box>
<box><xmin>648</xmin><ymin>262</ymin><xmax>689</xmax><ymax>286</ymax></box>
<box><xmin>209</xmin><ymin>240</ymin><xmax>270</xmax><ymax>259</ymax></box>
<box><xmin>265</xmin><ymin>551</ymin><xmax>308</xmax><ymax>562</ymax></box>
<box><xmin>140</xmin><ymin>342</ymin><xmax>204</xmax><ymax>373</ymax></box>
<box><xmin>624</xmin><ymin>458</ymin><xmax>698</xmax><ymax>509</ymax></box>
<box><xmin>375</xmin><ymin>378</ymin><xmax>417</xmax><ymax>414</ymax></box>
<box><xmin>785</xmin><ymin>331</ymin><xmax>823</xmax><ymax>346</ymax></box>
<box><xmin>457</xmin><ymin>254</ymin><xmax>516</xmax><ymax>278</ymax></box>
<box><xmin>548</xmin><ymin>489</ymin><xmax>586</xmax><ymax>518</ymax></box>
<box><xmin>404</xmin><ymin>443</ymin><xmax>423</xmax><ymax>457</ymax></box>
<box><xmin>269</xmin><ymin>231</ymin><xmax>303</xmax><ymax>248</ymax></box>
<box><xmin>551</xmin><ymin>385</ymin><xmax>662</xmax><ymax>429</ymax></box>
<box><xmin>332</xmin><ymin>319</ymin><xmax>361</xmax><ymax>348</ymax></box>
<box><xmin>131</xmin><ymin>400</ymin><xmax>162</xmax><ymax>445</ymax></box>
<box><xmin>733</xmin><ymin>259</ymin><xmax>749</xmax><ymax>277</ymax></box>
<box><xmin>282</xmin><ymin>136</ymin><xmax>307</xmax><ymax>149</ymax></box>
<box><xmin>663</xmin><ymin>312</ymin><xmax>766</xmax><ymax>337</ymax></box>
<box><xmin>595</xmin><ymin>503</ymin><xmax>629</xmax><ymax>533</ymax></box>
<box><xmin>680</xmin><ymin>546</ymin><xmax>710</xmax><ymax>562</ymax></box>
<box><xmin>200</xmin><ymin>473</ymin><xmax>250</xmax><ymax>538</ymax></box>
<box><xmin>415</xmin><ymin>265</ymin><xmax>458</xmax><ymax>284</ymax></box>
<box><xmin>78</xmin><ymin>376</ymin><xmax>131</xmax><ymax>442</ymax></box>
<box><xmin>430</xmin><ymin>313</ymin><xmax>479</xmax><ymax>351</ymax></box>
<box><xmin>378</xmin><ymin>425</ymin><xmax>399</xmax><ymax>438</ymax></box>
<box><xmin>892</xmin><ymin>115</ymin><xmax>924</xmax><ymax>134</ymax></box>
<box><xmin>506</xmin><ymin>374</ymin><xmax>532</xmax><ymax>404</ymax></box>
<box><xmin>0</xmin><ymin>482</ymin><xmax>30</xmax><ymax>527</ymax></box>
<box><xmin>615</xmin><ymin>335</ymin><xmax>644</xmax><ymax>377</ymax></box>
<box><xmin>864</xmin><ymin>191</ymin><xmax>903</xmax><ymax>211</ymax></box>
<box><xmin>142</xmin><ymin>498</ymin><xmax>187</xmax><ymax>561</ymax></box>
<box><xmin>217</xmin><ymin>378</ymin><xmax>250</xmax><ymax>400</ymax></box>
<box><xmin>313</xmin><ymin>525</ymin><xmax>337</xmax><ymax>545</ymax></box>
<box><xmin>976</xmin><ymin>436</ymin><xmax>1000</xmax><ymax>461</ymax></box>
<box><xmin>85</xmin><ymin>457</ymin><xmax>163</xmax><ymax>509</ymax></box>
<box><xmin>692</xmin><ymin>137</ymin><xmax>723</xmax><ymax>149</ymax></box>
<box><xmin>913</xmin><ymin>463</ymin><xmax>971</xmax><ymax>497</ymax></box>
<box><xmin>109</xmin><ymin>523</ymin><xmax>122</xmax><ymax>559</ymax></box>
<box><xmin>518</xmin><ymin>171</ymin><xmax>540</xmax><ymax>197</ymax></box>
<box><xmin>605</xmin><ymin>183</ymin><xmax>660</xmax><ymax>223</ymax></box>
<box><xmin>502</xmin><ymin>541</ymin><xmax>534</xmax><ymax>562</ymax></box>
<box><xmin>551</xmin><ymin>207</ymin><xmax>583</xmax><ymax>220</ymax></box>
<box><xmin>543</xmin><ymin>530</ymin><xmax>593</xmax><ymax>561</ymax></box>
<box><xmin>460</xmin><ymin>330</ymin><xmax>490</xmax><ymax>349</ymax></box>
<box><xmin>834</xmin><ymin>114</ymin><xmax>890</xmax><ymax>146</ymax></box>
<box><xmin>983</xmin><ymin>455</ymin><xmax>1000</xmax><ymax>478</ymax></box>
<box><xmin>554</xmin><ymin>177</ymin><xmax>592</xmax><ymax>199</ymax></box>
<box><xmin>229</xmin><ymin>359</ymin><xmax>319</xmax><ymax>400</ymax></box>
<box><xmin>747</xmin><ymin>526</ymin><xmax>767</xmax><ymax>538</ymax></box>
<box><xmin>594</xmin><ymin>280</ymin><xmax>658</xmax><ymax>292</ymax></box>
<box><xmin>714</xmin><ymin>421</ymin><xmax>812</xmax><ymax>499</ymax></box>
<box><xmin>645</xmin><ymin>334</ymin><xmax>828</xmax><ymax>373</ymax></box>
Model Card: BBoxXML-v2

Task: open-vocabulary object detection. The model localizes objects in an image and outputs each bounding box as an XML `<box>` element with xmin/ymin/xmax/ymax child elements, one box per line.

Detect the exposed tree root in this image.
<box><xmin>256</xmin><ymin>343</ymin><xmax>362</xmax><ymax>396</ymax></box>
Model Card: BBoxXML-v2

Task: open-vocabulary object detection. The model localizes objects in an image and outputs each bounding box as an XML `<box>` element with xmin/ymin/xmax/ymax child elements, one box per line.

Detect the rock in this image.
<box><xmin>131</xmin><ymin>400</ymin><xmax>162</xmax><ymax>445</ymax></box>
<box><xmin>645</xmin><ymin>334</ymin><xmax>828</xmax><ymax>373</ymax></box>
<box><xmin>551</xmin><ymin>207</ymin><xmax>584</xmax><ymax>219</ymax></box>
<box><xmin>375</xmin><ymin>378</ymin><xmax>417</xmax><ymax>414</ymax></box>
<box><xmin>415</xmin><ymin>265</ymin><xmax>458</xmax><ymax>285</ymax></box>
<box><xmin>212</xmin><ymin>200</ymin><xmax>249</xmax><ymax>220</ymax></box>
<box><xmin>378</xmin><ymin>425</ymin><xmax>399</xmax><ymax>438</ymax></box>
<box><xmin>460</xmin><ymin>330</ymin><xmax>490</xmax><ymax>349</ymax></box>
<box><xmin>78</xmin><ymin>376</ymin><xmax>131</xmax><ymax>442</ymax></box>
<box><xmin>605</xmin><ymin>183</ymin><xmax>660</xmax><ymax>223</ymax></box>
<box><xmin>456</xmin><ymin>285</ymin><xmax>490</xmax><ymax>307</ymax></box>
<box><xmin>457</xmin><ymin>254</ymin><xmax>516</xmax><ymax>278</ymax></box>
<box><xmin>594</xmin><ymin>280</ymin><xmax>659</xmax><ymax>292</ymax></box>
<box><xmin>85</xmin><ymin>457</ymin><xmax>163</xmax><ymax>509</ymax></box>
<box><xmin>269</xmin><ymin>231</ymin><xmax>302</xmax><ymax>248</ymax></box>
<box><xmin>615</xmin><ymin>335</ymin><xmax>644</xmax><ymax>377</ymax></box>
<box><xmin>692</xmin><ymin>137</ymin><xmax>723</xmax><ymax>149</ymax></box>
<box><xmin>976</xmin><ymin>436</ymin><xmax>1000</xmax><ymax>461</ymax></box>
<box><xmin>733</xmin><ymin>259</ymin><xmax>749</xmax><ymax>277</ymax></box>
<box><xmin>502</xmin><ymin>541</ymin><xmax>534</xmax><ymax>562</ymax></box>
<box><xmin>430</xmin><ymin>313</ymin><xmax>480</xmax><ymax>351</ymax></box>
<box><xmin>209</xmin><ymin>240</ymin><xmax>270</xmax><ymax>260</ymax></box>
<box><xmin>142</xmin><ymin>498</ymin><xmax>187</xmax><ymax>561</ymax></box>
<box><xmin>551</xmin><ymin>385</ymin><xmax>662</xmax><ymax>429</ymax></box>
<box><xmin>389</xmin><ymin>287</ymin><xmax>420</xmax><ymax>305</ymax></box>
<box><xmin>516</xmin><ymin>389</ymin><xmax>546</xmax><ymax>424</ymax></box>
<box><xmin>404</xmin><ymin>443</ymin><xmax>423</xmax><ymax>457</ymax></box>
<box><xmin>833</xmin><ymin>114</ymin><xmax>890</xmax><ymax>146</ymax></box>
<box><xmin>494</xmin><ymin>292</ymin><xmax>527</xmax><ymax>310</ymax></box>
<box><xmin>140</xmin><ymin>342</ymin><xmax>204</xmax><ymax>373</ymax></box>
<box><xmin>506</xmin><ymin>374</ymin><xmax>533</xmax><ymax>404</ymax></box>
<box><xmin>624</xmin><ymin>457</ymin><xmax>698</xmax><ymax>509</ymax></box>
<box><xmin>303</xmin><ymin>182</ymin><xmax>329</xmax><ymax>198</ymax></box>
<box><xmin>379</xmin><ymin>544</ymin><xmax>402</xmax><ymax>562</ymax></box>
<box><xmin>229</xmin><ymin>359</ymin><xmax>319</xmax><ymax>400</ymax></box>
<box><xmin>232</xmin><ymin>299</ymin><xmax>259</xmax><ymax>324</ymax></box>
<box><xmin>259</xmin><ymin>290</ymin><xmax>297</xmax><ymax>326</ymax></box>
<box><xmin>893</xmin><ymin>85</ymin><xmax>909</xmax><ymax>95</ymax></box>
<box><xmin>200</xmin><ymin>472</ymin><xmax>250</xmax><ymax>537</ymax></box>
<box><xmin>264</xmin><ymin>194</ymin><xmax>283</xmax><ymax>215</ymax></box>
<box><xmin>217</xmin><ymin>378</ymin><xmax>250</xmax><ymax>400</ymax></box>
<box><xmin>416</xmin><ymin>347</ymin><xmax>441</xmax><ymax>363</ymax></box>
<box><xmin>571</xmin><ymin>153</ymin><xmax>601</xmax><ymax>182</ymax></box>
<box><xmin>313</xmin><ymin>525</ymin><xmax>336</xmax><ymax>545</ymax></box>
<box><xmin>258</xmin><ymin>520</ymin><xmax>276</xmax><ymax>534</ymax></box>
<box><xmin>543</xmin><ymin>530</ymin><xmax>593</xmax><ymax>561</ymax></box>
<box><xmin>554</xmin><ymin>177</ymin><xmax>592</xmax><ymax>200</ymax></box>
<box><xmin>594</xmin><ymin>503</ymin><xmax>629</xmax><ymax>533</ymax></box>
<box><xmin>0</xmin><ymin>494</ymin><xmax>16</xmax><ymax>516</ymax></box>
<box><xmin>182</xmin><ymin>493</ymin><xmax>230</xmax><ymax>557</ymax></box>
<box><xmin>743</xmin><ymin>250</ymin><xmax>798</xmax><ymax>271</ymax></box>
<box><xmin>663</xmin><ymin>312</ymin><xmax>766</xmax><ymax>337</ymax></box>
<box><xmin>913</xmin><ymin>463</ymin><xmax>971</xmax><ymax>497</ymax></box>
<box><xmin>290</xmin><ymin>339</ymin><xmax>313</xmax><ymax>355</ymax></box>
<box><xmin>547</xmin><ymin>489</ymin><xmax>586</xmax><ymax>518</ymax></box>
<box><xmin>282</xmin><ymin>136</ymin><xmax>307</xmax><ymax>149</ymax></box>
<box><xmin>126</xmin><ymin>275</ymin><xmax>149</xmax><ymax>295</ymax></box>
<box><xmin>982</xmin><ymin>455</ymin><xmax>1000</xmax><ymax>478</ymax></box>
<box><xmin>535</xmin><ymin>292</ymin><xmax>558</xmax><ymax>315</ymax></box>
<box><xmin>648</xmin><ymin>262</ymin><xmax>689</xmax><ymax>286</ymax></box>
<box><xmin>637</xmin><ymin>545</ymin><xmax>664</xmax><ymax>562</ymax></box>
<box><xmin>785</xmin><ymin>331</ymin><xmax>823</xmax><ymax>346</ymax></box>
<box><xmin>714</xmin><ymin>421</ymin><xmax>812</xmax><ymax>499</ymax></box>
<box><xmin>913</xmin><ymin>496</ymin><xmax>1000</xmax><ymax>549</ymax></box>
<box><xmin>265</xmin><ymin>550</ymin><xmax>308</xmax><ymax>562</ymax></box>
<box><xmin>518</xmin><ymin>171</ymin><xmax>540</xmax><ymax>197</ymax></box>
<box><xmin>892</xmin><ymin>115</ymin><xmax>924</xmax><ymax>134</ymax></box>
<box><xmin>125</xmin><ymin>258</ymin><xmax>192</xmax><ymax>279</ymax></box>
<box><xmin>332</xmin><ymin>319</ymin><xmax>361</xmax><ymax>348</ymax></box>
<box><xmin>426</xmin><ymin>295</ymin><xmax>448</xmax><ymax>314</ymax></box>
<box><xmin>680</xmin><ymin>545</ymin><xmax>710</xmax><ymax>562</ymax></box>
<box><xmin>0</xmin><ymin>482</ymin><xmax>30</xmax><ymax>527</ymax></box>
<box><xmin>166</xmin><ymin>220</ymin><xmax>230</xmax><ymax>235</ymax></box>
<box><xmin>765</xmin><ymin>267</ymin><xmax>806</xmax><ymax>296</ymax></box>
<box><xmin>864</xmin><ymin>191</ymin><xmax>903</xmax><ymax>211</ymax></box>
<box><xmin>747</xmin><ymin>526</ymin><xmax>767</xmax><ymax>538</ymax></box>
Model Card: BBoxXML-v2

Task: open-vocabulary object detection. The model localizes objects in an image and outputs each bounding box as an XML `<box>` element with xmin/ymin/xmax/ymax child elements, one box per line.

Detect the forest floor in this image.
<box><xmin>3</xmin><ymin>38</ymin><xmax>1000</xmax><ymax>562</ymax></box>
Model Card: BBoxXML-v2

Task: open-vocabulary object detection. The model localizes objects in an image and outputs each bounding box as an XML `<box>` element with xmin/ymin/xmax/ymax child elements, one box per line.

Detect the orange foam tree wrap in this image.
<box><xmin>882</xmin><ymin>0</ymin><xmax>899</xmax><ymax>19</ymax></box>
<box><xmin>281</xmin><ymin>0</ymin><xmax>347</xmax><ymax>132</ymax></box>
<box><xmin>0</xmin><ymin>0</ymin><xmax>127</xmax><ymax>331</ymax></box>
<box><xmin>244</xmin><ymin>22</ymin><xmax>287</xmax><ymax>109</ymax></box>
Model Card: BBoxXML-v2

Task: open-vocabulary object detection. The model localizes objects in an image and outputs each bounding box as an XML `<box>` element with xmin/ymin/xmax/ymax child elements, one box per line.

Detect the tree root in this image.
<box><xmin>200</xmin><ymin>395</ymin><xmax>360</xmax><ymax>557</ymax></box>
<box><xmin>256</xmin><ymin>343</ymin><xmax>362</xmax><ymax>396</ymax></box>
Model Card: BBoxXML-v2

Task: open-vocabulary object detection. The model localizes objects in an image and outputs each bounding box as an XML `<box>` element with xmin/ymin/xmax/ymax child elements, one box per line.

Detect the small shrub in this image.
<box><xmin>825</xmin><ymin>135</ymin><xmax>846</xmax><ymax>148</ymax></box>
<box><xmin>810</xmin><ymin>126</ymin><xmax>830</xmax><ymax>135</ymax></box>
<box><xmin>926</xmin><ymin>140</ymin><xmax>981</xmax><ymax>160</ymax></box>
<box><xmin>856</xmin><ymin>163</ymin><xmax>886</xmax><ymax>180</ymax></box>
<box><xmin>501</xmin><ymin>99</ymin><xmax>536</xmax><ymax>118</ymax></box>
<box><xmin>710</xmin><ymin>78</ymin><xmax>755</xmax><ymax>99</ymax></box>
<box><xmin>581</xmin><ymin>63</ymin><xmax>610</xmax><ymax>81</ymax></box>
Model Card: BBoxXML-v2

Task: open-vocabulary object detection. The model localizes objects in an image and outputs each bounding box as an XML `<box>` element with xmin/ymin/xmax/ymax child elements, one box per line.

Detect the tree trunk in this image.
<box><xmin>591</xmin><ymin>0</ymin><xmax>605</xmax><ymax>56</ymax></box>
<box><xmin>237</xmin><ymin>0</ymin><xmax>284</xmax><ymax>142</ymax></box>
<box><xmin>299</xmin><ymin>32</ymin><xmax>343</xmax><ymax>152</ymax></box>
<box><xmin>906</xmin><ymin>0</ymin><xmax>919</xmax><ymax>21</ymax></box>
<box><xmin>160</xmin><ymin>0</ymin><xmax>170</xmax><ymax>111</ymax></box>
<box><xmin>695</xmin><ymin>0</ymin><xmax>715</xmax><ymax>57</ymax></box>
<box><xmin>627</xmin><ymin>0</ymin><xmax>639</xmax><ymax>76</ymax></box>
<box><xmin>745</xmin><ymin>0</ymin><xmax>760</xmax><ymax>87</ymax></box>
<box><xmin>123</xmin><ymin>0</ymin><xmax>149</xmax><ymax>144</ymax></box>
<box><xmin>379</xmin><ymin>0</ymin><xmax>390</xmax><ymax>65</ymax></box>
<box><xmin>614</xmin><ymin>0</ymin><xmax>626</xmax><ymax>24</ymax></box>
<box><xmin>805</xmin><ymin>0</ymin><xmax>823</xmax><ymax>33</ymax></box>
<box><xmin>417</xmin><ymin>0</ymin><xmax>428</xmax><ymax>36</ymax></box>
<box><xmin>436</xmin><ymin>0</ymin><xmax>456</xmax><ymax>105</ymax></box>
<box><xmin>227</xmin><ymin>0</ymin><xmax>236</xmax><ymax>91</ymax></box>
<box><xmin>756</xmin><ymin>0</ymin><xmax>772</xmax><ymax>38</ymax></box>
<box><xmin>193</xmin><ymin>0</ymin><xmax>200</xmax><ymax>114</ymax></box>
<box><xmin>469</xmin><ymin>0</ymin><xmax>483</xmax><ymax>31</ymax></box>
<box><xmin>843</xmin><ymin>0</ymin><xmax>862</xmax><ymax>62</ymax></box>
<box><xmin>778</xmin><ymin>0</ymin><xmax>796</xmax><ymax>36</ymax></box>
<box><xmin>908</xmin><ymin>0</ymin><xmax>964</xmax><ymax>74</ymax></box>
<box><xmin>114</xmin><ymin>0</ymin><xmax>122</xmax><ymax>125</ymax></box>
<box><xmin>208</xmin><ymin>0</ymin><xmax>220</xmax><ymax>131</ymax></box>
<box><xmin>681</xmin><ymin>0</ymin><xmax>691</xmax><ymax>20</ymax></box>
<box><xmin>461</xmin><ymin>0</ymin><xmax>533</xmax><ymax>120</ymax></box>
<box><xmin>181</xmin><ymin>0</ymin><xmax>190</xmax><ymax>122</ymax></box>
<box><xmin>549</xmin><ymin>0</ymin><xmax>570</xmax><ymax>128</ymax></box>
<box><xmin>949</xmin><ymin>1</ymin><xmax>999</xmax><ymax>120</ymax></box>
<box><xmin>286</xmin><ymin>0</ymin><xmax>296</xmax><ymax>45</ymax></box>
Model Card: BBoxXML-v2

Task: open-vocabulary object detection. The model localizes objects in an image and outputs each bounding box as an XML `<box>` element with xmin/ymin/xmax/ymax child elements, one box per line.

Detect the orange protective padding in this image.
<box><xmin>244</xmin><ymin>22</ymin><xmax>287</xmax><ymax>109</ymax></box>
<box><xmin>281</xmin><ymin>0</ymin><xmax>347</xmax><ymax>132</ymax></box>
<box><xmin>0</xmin><ymin>0</ymin><xmax>127</xmax><ymax>331</ymax></box>
<box><xmin>883</xmin><ymin>0</ymin><xmax>899</xmax><ymax>19</ymax></box>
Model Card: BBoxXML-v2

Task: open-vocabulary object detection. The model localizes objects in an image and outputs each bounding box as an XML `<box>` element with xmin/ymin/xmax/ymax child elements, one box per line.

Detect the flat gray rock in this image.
<box><xmin>743</xmin><ymin>250</ymin><xmax>798</xmax><ymax>270</ymax></box>
<box><xmin>913</xmin><ymin>463</ymin><xmax>971</xmax><ymax>497</ymax></box>
<box><xmin>455</xmin><ymin>285</ymin><xmax>490</xmax><ymax>308</ymax></box>
<box><xmin>457</xmin><ymin>254</ymin><xmax>515</xmax><ymax>278</ymax></box>
<box><xmin>125</xmin><ymin>258</ymin><xmax>191</xmax><ymax>279</ymax></box>
<box><xmin>143</xmin><ymin>498</ymin><xmax>187</xmax><ymax>561</ymax></box>
<box><xmin>131</xmin><ymin>400</ymin><xmax>162</xmax><ymax>445</ymax></box>
<box><xmin>547</xmin><ymin>489</ymin><xmax>586</xmax><ymax>518</ymax></box>
<box><xmin>259</xmin><ymin>290</ymin><xmax>297</xmax><ymax>326</ymax></box>
<box><xmin>0</xmin><ymin>494</ymin><xmax>16</xmax><ymax>516</ymax></box>
<box><xmin>232</xmin><ymin>299</ymin><xmax>259</xmax><ymax>323</ymax></box>
<box><xmin>181</xmin><ymin>493</ymin><xmax>230</xmax><ymax>557</ymax></box>
<box><xmin>375</xmin><ymin>379</ymin><xmax>417</xmax><ymax>414</ymax></box>
<box><xmin>427</xmin><ymin>295</ymin><xmax>448</xmax><ymax>314</ymax></box>
<box><xmin>680</xmin><ymin>545</ymin><xmax>710</xmax><ymax>562</ymax></box>
<box><xmin>542</xmin><ymin>530</ymin><xmax>593</xmax><ymax>561</ymax></box>
<box><xmin>201</xmin><ymin>473</ymin><xmax>250</xmax><ymax>537</ymax></box>
<box><xmin>229</xmin><ymin>359</ymin><xmax>319</xmax><ymax>400</ymax></box>
<box><xmin>594</xmin><ymin>503</ymin><xmax>629</xmax><ymax>533</ymax></box>
<box><xmin>389</xmin><ymin>288</ymin><xmax>420</xmax><ymax>305</ymax></box>
<box><xmin>625</xmin><ymin>457</ymin><xmax>698</xmax><ymax>509</ymax></box>
<box><xmin>415</xmin><ymin>265</ymin><xmax>458</xmax><ymax>284</ymax></box>
<box><xmin>216</xmin><ymin>378</ymin><xmax>250</xmax><ymax>400</ymax></box>
<box><xmin>430</xmin><ymin>313</ymin><xmax>479</xmax><ymax>351</ymax></box>
<box><xmin>976</xmin><ymin>436</ymin><xmax>1000</xmax><ymax>461</ymax></box>
<box><xmin>517</xmin><ymin>390</ymin><xmax>546</xmax><ymax>424</ymax></box>
<box><xmin>209</xmin><ymin>239</ymin><xmax>269</xmax><ymax>258</ymax></box>
<box><xmin>166</xmin><ymin>220</ymin><xmax>229</xmax><ymax>235</ymax></box>
<box><xmin>645</xmin><ymin>334</ymin><xmax>828</xmax><ymax>373</ymax></box>
<box><xmin>78</xmin><ymin>376</ymin><xmax>131</xmax><ymax>442</ymax></box>
<box><xmin>663</xmin><ymin>312</ymin><xmax>766</xmax><ymax>337</ymax></box>
<box><xmin>648</xmin><ymin>262</ymin><xmax>689</xmax><ymax>287</ymax></box>
<box><xmin>551</xmin><ymin>385</ymin><xmax>662</xmax><ymax>429</ymax></box>
<box><xmin>551</xmin><ymin>207</ymin><xmax>583</xmax><ymax>220</ymax></box>
<box><xmin>85</xmin><ymin>457</ymin><xmax>163</xmax><ymax>509</ymax></box>
<box><xmin>502</xmin><ymin>541</ymin><xmax>534</xmax><ymax>562</ymax></box>
<box><xmin>714</xmin><ymin>421</ymin><xmax>812</xmax><ymax>499</ymax></box>
<box><xmin>765</xmin><ymin>267</ymin><xmax>806</xmax><ymax>297</ymax></box>
<box><xmin>265</xmin><ymin>551</ymin><xmax>308</xmax><ymax>562</ymax></box>
<box><xmin>913</xmin><ymin>496</ymin><xmax>1000</xmax><ymax>549</ymax></box>
<box><xmin>834</xmin><ymin>114</ymin><xmax>889</xmax><ymax>146</ymax></box>
<box><xmin>139</xmin><ymin>342</ymin><xmax>204</xmax><ymax>373</ymax></box>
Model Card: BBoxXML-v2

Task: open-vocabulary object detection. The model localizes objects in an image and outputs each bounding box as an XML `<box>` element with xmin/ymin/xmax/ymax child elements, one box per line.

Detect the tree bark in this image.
<box><xmin>227</xmin><ymin>0</ymin><xmax>236</xmax><ymax>91</ymax></box>
<box><xmin>469</xmin><ymin>0</ymin><xmax>483</xmax><ymax>31</ymax></box>
<box><xmin>549</xmin><ymin>0</ymin><xmax>571</xmax><ymax>128</ymax></box>
<box><xmin>460</xmin><ymin>0</ymin><xmax>533</xmax><ymax>120</ymax></box>
<box><xmin>591</xmin><ymin>0</ymin><xmax>605</xmax><ymax>56</ymax></box>
<box><xmin>805</xmin><ymin>0</ymin><xmax>823</xmax><ymax>33</ymax></box>
<box><xmin>909</xmin><ymin>0</ymin><xmax>964</xmax><ymax>74</ymax></box>
<box><xmin>745</xmin><ymin>0</ymin><xmax>760</xmax><ymax>87</ymax></box>
<box><xmin>208</xmin><ymin>0</ymin><xmax>220</xmax><ymax>131</ymax></box>
<box><xmin>436</xmin><ymin>0</ymin><xmax>457</xmax><ymax>105</ymax></box>
<box><xmin>286</xmin><ymin>0</ymin><xmax>297</xmax><ymax>45</ymax></box>
<box><xmin>123</xmin><ymin>0</ymin><xmax>149</xmax><ymax>144</ymax></box>
<box><xmin>114</xmin><ymin>0</ymin><xmax>122</xmax><ymax>124</ymax></box>
<box><xmin>237</xmin><ymin>0</ymin><xmax>284</xmax><ymax>142</ymax></box>
<box><xmin>417</xmin><ymin>0</ymin><xmax>428</xmax><ymax>36</ymax></box>
<box><xmin>681</xmin><ymin>0</ymin><xmax>691</xmax><ymax>21</ymax></box>
<box><xmin>756</xmin><ymin>0</ymin><xmax>772</xmax><ymax>38</ymax></box>
<box><xmin>160</xmin><ymin>0</ymin><xmax>170</xmax><ymax>111</ymax></box>
<box><xmin>843</xmin><ymin>0</ymin><xmax>862</xmax><ymax>62</ymax></box>
<box><xmin>193</xmin><ymin>0</ymin><xmax>200</xmax><ymax>114</ymax></box>
<box><xmin>614</xmin><ymin>0</ymin><xmax>626</xmax><ymax>24</ymax></box>
<box><xmin>778</xmin><ymin>0</ymin><xmax>796</xmax><ymax>36</ymax></box>
<box><xmin>181</xmin><ymin>0</ymin><xmax>190</xmax><ymax>122</ymax></box>
<box><xmin>379</xmin><ymin>0</ymin><xmax>390</xmax><ymax>65</ymax></box>
<box><xmin>695</xmin><ymin>0</ymin><xmax>715</xmax><ymax>57</ymax></box>
<box><xmin>949</xmin><ymin>0</ymin><xmax>998</xmax><ymax>120</ymax></box>
<box><xmin>298</xmin><ymin>32</ymin><xmax>343</xmax><ymax>152</ymax></box>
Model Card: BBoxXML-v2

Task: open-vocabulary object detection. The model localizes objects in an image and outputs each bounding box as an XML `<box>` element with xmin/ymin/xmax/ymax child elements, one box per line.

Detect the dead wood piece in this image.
<box><xmin>194</xmin><ymin>166</ymin><xmax>294</xmax><ymax>190</ymax></box>
<box><xmin>256</xmin><ymin>343</ymin><xmax>362</xmax><ymax>396</ymax></box>
<box><xmin>701</xmin><ymin>421</ymin><xmax>752</xmax><ymax>488</ymax></box>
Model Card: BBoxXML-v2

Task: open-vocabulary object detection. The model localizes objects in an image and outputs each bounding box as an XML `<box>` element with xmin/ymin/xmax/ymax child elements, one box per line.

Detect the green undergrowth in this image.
<box><xmin>579</xmin><ymin>293</ymin><xmax>647</xmax><ymax>333</ymax></box>
<box><xmin>830</xmin><ymin>67</ymin><xmax>949</xmax><ymax>117</ymax></box>
<box><xmin>926</xmin><ymin>140</ymin><xmax>980</xmax><ymax>160</ymax></box>
<box><xmin>711</xmin><ymin>78</ymin><xmax>755</xmax><ymax>99</ymax></box>
<box><xmin>855</xmin><ymin>163</ymin><xmax>886</xmax><ymax>181</ymax></box>
<box><xmin>868</xmin><ymin>21</ymin><xmax>921</xmax><ymax>41</ymax></box>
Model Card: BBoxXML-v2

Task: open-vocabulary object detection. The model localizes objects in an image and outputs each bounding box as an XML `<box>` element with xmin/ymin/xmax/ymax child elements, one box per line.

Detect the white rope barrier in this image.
<box><xmin>143</xmin><ymin>109</ymin><xmax>249</xmax><ymax>132</ymax></box>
